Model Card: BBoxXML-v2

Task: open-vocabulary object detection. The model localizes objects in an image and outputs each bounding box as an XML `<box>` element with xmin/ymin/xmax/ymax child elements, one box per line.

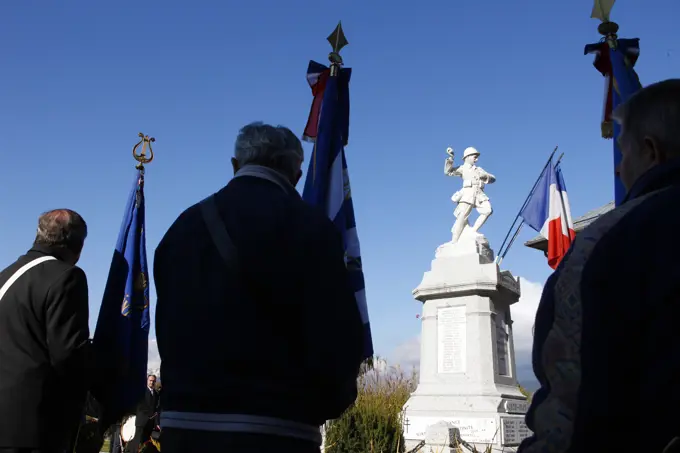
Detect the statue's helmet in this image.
<box><xmin>463</xmin><ymin>147</ymin><xmax>480</xmax><ymax>159</ymax></box>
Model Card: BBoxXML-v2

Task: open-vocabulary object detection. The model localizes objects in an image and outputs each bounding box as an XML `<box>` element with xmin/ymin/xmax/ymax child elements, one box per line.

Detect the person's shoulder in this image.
<box><xmin>156</xmin><ymin>201</ymin><xmax>204</xmax><ymax>252</ymax></box>
<box><xmin>62</xmin><ymin>264</ymin><xmax>87</xmax><ymax>281</ymax></box>
<box><xmin>575</xmin><ymin>186</ymin><xmax>679</xmax><ymax>272</ymax></box>
<box><xmin>596</xmin><ymin>185</ymin><xmax>678</xmax><ymax>243</ymax></box>
<box><xmin>39</xmin><ymin>257</ymin><xmax>84</xmax><ymax>283</ymax></box>
<box><xmin>294</xmin><ymin>198</ymin><xmax>340</xmax><ymax>239</ymax></box>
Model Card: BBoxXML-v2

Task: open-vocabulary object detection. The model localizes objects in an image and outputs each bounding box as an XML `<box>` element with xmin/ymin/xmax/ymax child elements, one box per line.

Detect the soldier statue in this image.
<box><xmin>444</xmin><ymin>146</ymin><xmax>496</xmax><ymax>244</ymax></box>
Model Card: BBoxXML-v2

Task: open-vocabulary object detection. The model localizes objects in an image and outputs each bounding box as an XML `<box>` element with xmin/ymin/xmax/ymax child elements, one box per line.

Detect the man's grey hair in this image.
<box><xmin>234</xmin><ymin>122</ymin><xmax>304</xmax><ymax>179</ymax></box>
<box><xmin>612</xmin><ymin>78</ymin><xmax>680</xmax><ymax>156</ymax></box>
<box><xmin>34</xmin><ymin>209</ymin><xmax>88</xmax><ymax>253</ymax></box>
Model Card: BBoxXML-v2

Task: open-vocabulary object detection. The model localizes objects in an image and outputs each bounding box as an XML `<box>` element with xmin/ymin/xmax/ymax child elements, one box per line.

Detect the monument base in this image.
<box><xmin>403</xmin><ymin>397</ymin><xmax>529</xmax><ymax>452</ymax></box>
<box><xmin>403</xmin><ymin>231</ymin><xmax>530</xmax><ymax>451</ymax></box>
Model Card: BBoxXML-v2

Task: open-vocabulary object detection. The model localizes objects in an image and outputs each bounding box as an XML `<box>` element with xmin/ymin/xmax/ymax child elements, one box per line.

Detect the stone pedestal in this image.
<box><xmin>402</xmin><ymin>229</ymin><xmax>530</xmax><ymax>452</ymax></box>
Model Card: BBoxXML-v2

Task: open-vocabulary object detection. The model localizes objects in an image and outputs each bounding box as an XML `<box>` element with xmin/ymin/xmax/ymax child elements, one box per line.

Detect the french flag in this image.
<box><xmin>520</xmin><ymin>160</ymin><xmax>576</xmax><ymax>269</ymax></box>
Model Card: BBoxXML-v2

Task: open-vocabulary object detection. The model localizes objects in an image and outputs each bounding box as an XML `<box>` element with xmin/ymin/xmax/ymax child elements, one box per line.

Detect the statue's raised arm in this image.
<box><xmin>444</xmin><ymin>147</ymin><xmax>461</xmax><ymax>177</ymax></box>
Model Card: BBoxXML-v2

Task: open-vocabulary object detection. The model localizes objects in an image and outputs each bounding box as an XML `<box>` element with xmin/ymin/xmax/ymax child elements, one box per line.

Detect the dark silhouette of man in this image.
<box><xmin>127</xmin><ymin>374</ymin><xmax>159</xmax><ymax>452</ymax></box>
<box><xmin>155</xmin><ymin>122</ymin><xmax>365</xmax><ymax>453</ymax></box>
<box><xmin>520</xmin><ymin>80</ymin><xmax>680</xmax><ymax>452</ymax></box>
<box><xmin>0</xmin><ymin>209</ymin><xmax>90</xmax><ymax>453</ymax></box>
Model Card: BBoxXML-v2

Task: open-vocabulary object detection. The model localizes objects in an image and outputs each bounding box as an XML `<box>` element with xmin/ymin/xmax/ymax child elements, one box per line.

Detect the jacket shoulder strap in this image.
<box><xmin>0</xmin><ymin>256</ymin><xmax>58</xmax><ymax>303</ymax></box>
<box><xmin>200</xmin><ymin>194</ymin><xmax>239</xmax><ymax>270</ymax></box>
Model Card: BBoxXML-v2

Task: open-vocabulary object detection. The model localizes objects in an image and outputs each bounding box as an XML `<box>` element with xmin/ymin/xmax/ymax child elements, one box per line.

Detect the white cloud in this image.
<box><xmin>389</xmin><ymin>278</ymin><xmax>544</xmax><ymax>386</ymax></box>
<box><xmin>148</xmin><ymin>338</ymin><xmax>160</xmax><ymax>375</ymax></box>
<box><xmin>512</xmin><ymin>278</ymin><xmax>543</xmax><ymax>356</ymax></box>
<box><xmin>391</xmin><ymin>335</ymin><xmax>421</xmax><ymax>371</ymax></box>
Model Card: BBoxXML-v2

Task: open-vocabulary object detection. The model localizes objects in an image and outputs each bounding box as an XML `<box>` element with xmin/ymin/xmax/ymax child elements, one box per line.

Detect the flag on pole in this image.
<box><xmin>520</xmin><ymin>159</ymin><xmax>575</xmax><ymax>269</ymax></box>
<box><xmin>585</xmin><ymin>1</ymin><xmax>642</xmax><ymax>206</ymax></box>
<box><xmin>91</xmin><ymin>159</ymin><xmax>151</xmax><ymax>425</ymax></box>
<box><xmin>301</xmin><ymin>25</ymin><xmax>373</xmax><ymax>361</ymax></box>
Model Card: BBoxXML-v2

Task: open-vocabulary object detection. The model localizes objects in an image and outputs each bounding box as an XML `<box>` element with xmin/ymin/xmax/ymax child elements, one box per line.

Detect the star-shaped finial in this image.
<box><xmin>327</xmin><ymin>21</ymin><xmax>348</xmax><ymax>54</ymax></box>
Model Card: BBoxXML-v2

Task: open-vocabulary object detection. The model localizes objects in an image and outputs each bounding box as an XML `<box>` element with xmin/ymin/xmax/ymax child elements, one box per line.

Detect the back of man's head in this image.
<box><xmin>232</xmin><ymin>122</ymin><xmax>305</xmax><ymax>185</ymax></box>
<box><xmin>33</xmin><ymin>209</ymin><xmax>88</xmax><ymax>264</ymax></box>
<box><xmin>613</xmin><ymin>78</ymin><xmax>680</xmax><ymax>189</ymax></box>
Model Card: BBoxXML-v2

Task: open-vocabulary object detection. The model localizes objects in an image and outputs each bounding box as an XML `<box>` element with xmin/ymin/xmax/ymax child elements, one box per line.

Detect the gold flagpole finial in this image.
<box><xmin>592</xmin><ymin>0</ymin><xmax>619</xmax><ymax>47</ymax></box>
<box><xmin>132</xmin><ymin>132</ymin><xmax>155</xmax><ymax>170</ymax></box>
<box><xmin>327</xmin><ymin>21</ymin><xmax>348</xmax><ymax>76</ymax></box>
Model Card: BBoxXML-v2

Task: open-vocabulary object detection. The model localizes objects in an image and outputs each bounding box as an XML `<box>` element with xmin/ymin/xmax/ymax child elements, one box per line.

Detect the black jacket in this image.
<box><xmin>155</xmin><ymin>173</ymin><xmax>365</xmax><ymax>426</ymax></box>
<box><xmin>135</xmin><ymin>388</ymin><xmax>160</xmax><ymax>426</ymax></box>
<box><xmin>0</xmin><ymin>245</ymin><xmax>90</xmax><ymax>449</ymax></box>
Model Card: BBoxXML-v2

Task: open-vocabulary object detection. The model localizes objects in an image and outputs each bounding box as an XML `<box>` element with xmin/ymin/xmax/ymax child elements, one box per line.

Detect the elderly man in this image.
<box><xmin>155</xmin><ymin>122</ymin><xmax>365</xmax><ymax>453</ymax></box>
<box><xmin>520</xmin><ymin>79</ymin><xmax>680</xmax><ymax>453</ymax></box>
<box><xmin>0</xmin><ymin>209</ymin><xmax>90</xmax><ymax>453</ymax></box>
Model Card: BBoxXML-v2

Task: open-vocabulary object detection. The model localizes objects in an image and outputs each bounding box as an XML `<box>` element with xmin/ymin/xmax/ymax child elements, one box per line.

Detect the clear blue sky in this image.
<box><xmin>1</xmin><ymin>1</ymin><xmax>678</xmax><ymax>368</ymax></box>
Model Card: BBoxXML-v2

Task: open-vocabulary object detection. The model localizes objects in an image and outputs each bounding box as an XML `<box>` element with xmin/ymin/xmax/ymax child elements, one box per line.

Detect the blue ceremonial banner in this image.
<box><xmin>91</xmin><ymin>169</ymin><xmax>151</xmax><ymax>424</ymax></box>
<box><xmin>585</xmin><ymin>37</ymin><xmax>641</xmax><ymax>206</ymax></box>
<box><xmin>610</xmin><ymin>40</ymin><xmax>642</xmax><ymax>205</ymax></box>
<box><xmin>302</xmin><ymin>61</ymin><xmax>374</xmax><ymax>361</ymax></box>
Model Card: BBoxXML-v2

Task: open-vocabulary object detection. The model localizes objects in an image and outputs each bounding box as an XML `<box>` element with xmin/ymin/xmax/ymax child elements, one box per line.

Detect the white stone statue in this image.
<box><xmin>444</xmin><ymin>146</ymin><xmax>495</xmax><ymax>244</ymax></box>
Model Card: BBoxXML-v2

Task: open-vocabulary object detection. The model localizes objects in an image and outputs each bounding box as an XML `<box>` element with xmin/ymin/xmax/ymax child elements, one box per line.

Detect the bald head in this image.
<box><xmin>34</xmin><ymin>209</ymin><xmax>88</xmax><ymax>264</ymax></box>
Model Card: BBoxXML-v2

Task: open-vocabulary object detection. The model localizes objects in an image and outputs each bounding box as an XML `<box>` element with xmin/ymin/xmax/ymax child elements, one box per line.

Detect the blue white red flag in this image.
<box><xmin>520</xmin><ymin>160</ymin><xmax>575</xmax><ymax>269</ymax></box>
<box><xmin>91</xmin><ymin>169</ymin><xmax>151</xmax><ymax>425</ymax></box>
<box><xmin>303</xmin><ymin>61</ymin><xmax>331</xmax><ymax>142</ymax></box>
<box><xmin>585</xmin><ymin>37</ymin><xmax>642</xmax><ymax>206</ymax></box>
<box><xmin>302</xmin><ymin>60</ymin><xmax>373</xmax><ymax>360</ymax></box>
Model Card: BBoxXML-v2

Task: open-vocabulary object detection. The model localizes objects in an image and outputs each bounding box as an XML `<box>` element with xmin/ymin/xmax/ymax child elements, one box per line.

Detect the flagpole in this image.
<box><xmin>586</xmin><ymin>0</ymin><xmax>643</xmax><ymax>206</ymax></box>
<box><xmin>496</xmin><ymin>146</ymin><xmax>559</xmax><ymax>260</ymax></box>
<box><xmin>325</xmin><ymin>22</ymin><xmax>374</xmax><ymax>367</ymax></box>
<box><xmin>91</xmin><ymin>132</ymin><xmax>154</xmax><ymax>429</ymax></box>
<box><xmin>301</xmin><ymin>23</ymin><xmax>374</xmax><ymax>365</ymax></box>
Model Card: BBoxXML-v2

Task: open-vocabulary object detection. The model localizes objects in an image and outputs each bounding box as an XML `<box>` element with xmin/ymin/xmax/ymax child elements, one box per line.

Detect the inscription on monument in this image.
<box><xmin>500</xmin><ymin>417</ymin><xmax>531</xmax><ymax>446</ymax></box>
<box><xmin>502</xmin><ymin>399</ymin><xmax>529</xmax><ymax>414</ymax></box>
<box><xmin>437</xmin><ymin>305</ymin><xmax>467</xmax><ymax>374</ymax></box>
<box><xmin>495</xmin><ymin>311</ymin><xmax>510</xmax><ymax>376</ymax></box>
<box><xmin>405</xmin><ymin>416</ymin><xmax>497</xmax><ymax>444</ymax></box>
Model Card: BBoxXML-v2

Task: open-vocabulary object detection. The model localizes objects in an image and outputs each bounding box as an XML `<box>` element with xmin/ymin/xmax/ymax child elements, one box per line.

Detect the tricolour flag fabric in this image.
<box><xmin>91</xmin><ymin>169</ymin><xmax>151</xmax><ymax>426</ymax></box>
<box><xmin>302</xmin><ymin>60</ymin><xmax>373</xmax><ymax>360</ymax></box>
<box><xmin>585</xmin><ymin>37</ymin><xmax>642</xmax><ymax>206</ymax></box>
<box><xmin>520</xmin><ymin>160</ymin><xmax>575</xmax><ymax>269</ymax></box>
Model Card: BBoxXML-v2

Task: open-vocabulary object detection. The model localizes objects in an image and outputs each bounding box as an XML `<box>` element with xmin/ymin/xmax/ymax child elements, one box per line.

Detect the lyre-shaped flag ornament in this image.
<box><xmin>302</xmin><ymin>22</ymin><xmax>374</xmax><ymax>361</ymax></box>
<box><xmin>91</xmin><ymin>133</ymin><xmax>153</xmax><ymax>427</ymax></box>
<box><xmin>584</xmin><ymin>0</ymin><xmax>643</xmax><ymax>206</ymax></box>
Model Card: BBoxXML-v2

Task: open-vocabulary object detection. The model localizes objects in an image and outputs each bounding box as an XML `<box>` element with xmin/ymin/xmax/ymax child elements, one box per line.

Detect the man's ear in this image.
<box><xmin>294</xmin><ymin>169</ymin><xmax>303</xmax><ymax>186</ymax></box>
<box><xmin>643</xmin><ymin>136</ymin><xmax>665</xmax><ymax>164</ymax></box>
<box><xmin>231</xmin><ymin>158</ymin><xmax>240</xmax><ymax>175</ymax></box>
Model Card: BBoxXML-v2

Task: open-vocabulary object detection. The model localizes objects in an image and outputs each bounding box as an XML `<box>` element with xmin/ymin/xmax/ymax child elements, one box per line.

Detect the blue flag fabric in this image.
<box><xmin>610</xmin><ymin>39</ymin><xmax>642</xmax><ymax>205</ymax></box>
<box><xmin>302</xmin><ymin>61</ymin><xmax>374</xmax><ymax>360</ymax></box>
<box><xmin>585</xmin><ymin>37</ymin><xmax>642</xmax><ymax>206</ymax></box>
<box><xmin>91</xmin><ymin>169</ymin><xmax>151</xmax><ymax>424</ymax></box>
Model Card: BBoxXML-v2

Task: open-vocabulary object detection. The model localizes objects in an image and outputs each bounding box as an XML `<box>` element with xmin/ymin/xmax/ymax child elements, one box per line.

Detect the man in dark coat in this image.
<box><xmin>126</xmin><ymin>375</ymin><xmax>159</xmax><ymax>453</ymax></box>
<box><xmin>0</xmin><ymin>209</ymin><xmax>90</xmax><ymax>453</ymax></box>
<box><xmin>519</xmin><ymin>79</ymin><xmax>680</xmax><ymax>452</ymax></box>
<box><xmin>155</xmin><ymin>122</ymin><xmax>365</xmax><ymax>453</ymax></box>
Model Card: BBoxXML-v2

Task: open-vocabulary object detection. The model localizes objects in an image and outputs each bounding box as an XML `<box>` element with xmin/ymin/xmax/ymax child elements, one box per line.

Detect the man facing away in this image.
<box><xmin>0</xmin><ymin>209</ymin><xmax>90</xmax><ymax>453</ymax></box>
<box><xmin>155</xmin><ymin>122</ymin><xmax>365</xmax><ymax>453</ymax></box>
<box><xmin>519</xmin><ymin>79</ymin><xmax>680</xmax><ymax>453</ymax></box>
<box><xmin>126</xmin><ymin>375</ymin><xmax>160</xmax><ymax>453</ymax></box>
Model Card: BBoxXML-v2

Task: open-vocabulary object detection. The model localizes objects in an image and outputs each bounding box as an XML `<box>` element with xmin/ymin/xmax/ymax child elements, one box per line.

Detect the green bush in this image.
<box><xmin>518</xmin><ymin>384</ymin><xmax>532</xmax><ymax>402</ymax></box>
<box><xmin>324</xmin><ymin>362</ymin><xmax>417</xmax><ymax>453</ymax></box>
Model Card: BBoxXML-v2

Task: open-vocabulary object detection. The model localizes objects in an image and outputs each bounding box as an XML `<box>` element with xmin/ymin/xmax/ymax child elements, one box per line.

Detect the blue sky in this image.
<box><xmin>1</xmin><ymin>0</ymin><xmax>678</xmax><ymax>385</ymax></box>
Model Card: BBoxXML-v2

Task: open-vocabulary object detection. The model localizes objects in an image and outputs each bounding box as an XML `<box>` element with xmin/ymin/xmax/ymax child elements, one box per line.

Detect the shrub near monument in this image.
<box><xmin>324</xmin><ymin>364</ymin><xmax>416</xmax><ymax>453</ymax></box>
